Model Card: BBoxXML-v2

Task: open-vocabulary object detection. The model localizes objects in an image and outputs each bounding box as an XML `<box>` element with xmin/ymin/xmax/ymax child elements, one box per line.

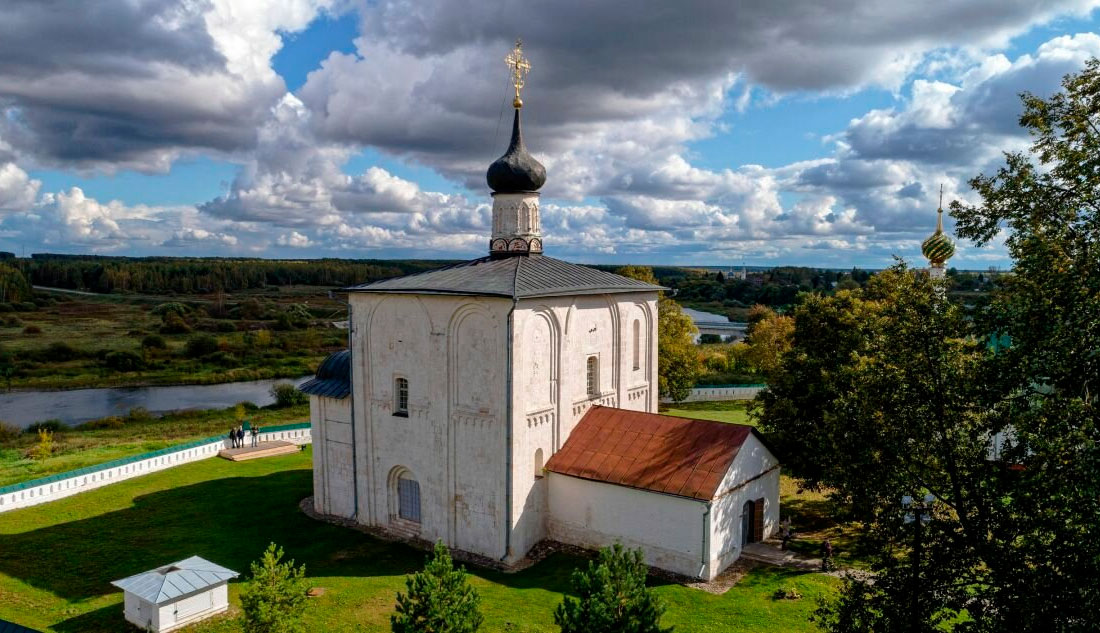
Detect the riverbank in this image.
<box><xmin>0</xmin><ymin>403</ymin><xmax>309</xmax><ymax>488</ymax></box>
<box><xmin>0</xmin><ymin>287</ymin><xmax>345</xmax><ymax>391</ymax></box>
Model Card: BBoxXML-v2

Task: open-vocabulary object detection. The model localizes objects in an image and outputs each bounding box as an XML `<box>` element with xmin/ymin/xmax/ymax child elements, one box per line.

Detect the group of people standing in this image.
<box><xmin>228</xmin><ymin>424</ymin><xmax>260</xmax><ymax>449</ymax></box>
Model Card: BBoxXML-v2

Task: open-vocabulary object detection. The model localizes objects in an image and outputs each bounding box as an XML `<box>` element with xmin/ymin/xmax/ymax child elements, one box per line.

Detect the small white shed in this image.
<box><xmin>111</xmin><ymin>556</ymin><xmax>238</xmax><ymax>632</ymax></box>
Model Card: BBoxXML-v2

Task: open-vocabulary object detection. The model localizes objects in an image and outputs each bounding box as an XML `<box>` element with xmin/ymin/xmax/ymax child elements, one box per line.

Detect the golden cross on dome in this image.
<box><xmin>505</xmin><ymin>38</ymin><xmax>531</xmax><ymax>108</ymax></box>
<box><xmin>938</xmin><ymin>183</ymin><xmax>944</xmax><ymax>210</ymax></box>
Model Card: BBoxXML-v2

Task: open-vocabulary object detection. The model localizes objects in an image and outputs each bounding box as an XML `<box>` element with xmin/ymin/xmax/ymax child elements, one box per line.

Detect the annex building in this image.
<box><xmin>300</xmin><ymin>42</ymin><xmax>779</xmax><ymax>580</ymax></box>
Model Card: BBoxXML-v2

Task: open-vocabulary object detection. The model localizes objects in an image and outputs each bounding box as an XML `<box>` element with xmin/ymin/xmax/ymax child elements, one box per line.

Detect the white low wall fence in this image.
<box><xmin>0</xmin><ymin>422</ymin><xmax>311</xmax><ymax>513</ymax></box>
<box><xmin>662</xmin><ymin>384</ymin><xmax>766</xmax><ymax>403</ymax></box>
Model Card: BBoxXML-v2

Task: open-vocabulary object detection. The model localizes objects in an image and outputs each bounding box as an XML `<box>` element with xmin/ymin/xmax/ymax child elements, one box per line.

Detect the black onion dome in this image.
<box><xmin>487</xmin><ymin>109</ymin><xmax>546</xmax><ymax>193</ymax></box>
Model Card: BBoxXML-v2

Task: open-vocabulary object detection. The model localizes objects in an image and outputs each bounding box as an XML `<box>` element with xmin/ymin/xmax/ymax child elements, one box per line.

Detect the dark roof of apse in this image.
<box><xmin>298</xmin><ymin>349</ymin><xmax>350</xmax><ymax>399</ymax></box>
<box><xmin>345</xmin><ymin>255</ymin><xmax>663</xmax><ymax>299</ymax></box>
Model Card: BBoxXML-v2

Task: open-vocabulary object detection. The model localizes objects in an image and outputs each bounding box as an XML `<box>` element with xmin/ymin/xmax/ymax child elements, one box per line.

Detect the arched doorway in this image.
<box><xmin>741</xmin><ymin>499</ymin><xmax>756</xmax><ymax>545</ymax></box>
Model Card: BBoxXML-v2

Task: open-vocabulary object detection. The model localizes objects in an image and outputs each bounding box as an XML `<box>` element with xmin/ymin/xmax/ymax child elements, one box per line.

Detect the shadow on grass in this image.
<box><xmin>0</xmin><ymin>466</ymin><xmax>596</xmax><ymax>626</ymax></box>
<box><xmin>52</xmin><ymin>603</ymin><xmax>126</xmax><ymax>633</ymax></box>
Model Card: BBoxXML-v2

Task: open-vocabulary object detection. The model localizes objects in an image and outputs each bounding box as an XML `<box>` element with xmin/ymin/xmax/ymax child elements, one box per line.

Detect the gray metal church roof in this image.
<box><xmin>111</xmin><ymin>556</ymin><xmax>238</xmax><ymax>605</ymax></box>
<box><xmin>298</xmin><ymin>349</ymin><xmax>350</xmax><ymax>399</ymax></box>
<box><xmin>346</xmin><ymin>255</ymin><xmax>662</xmax><ymax>299</ymax></box>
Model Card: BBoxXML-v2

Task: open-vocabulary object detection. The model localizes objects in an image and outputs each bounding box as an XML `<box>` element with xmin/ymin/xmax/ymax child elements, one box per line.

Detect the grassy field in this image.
<box><xmin>661</xmin><ymin>400</ymin><xmax>753</xmax><ymax>425</ymax></box>
<box><xmin>0</xmin><ymin>404</ymin><xmax>309</xmax><ymax>488</ymax></box>
<box><xmin>0</xmin><ymin>288</ymin><xmax>345</xmax><ymax>390</ymax></box>
<box><xmin>0</xmin><ymin>447</ymin><xmax>837</xmax><ymax>633</ymax></box>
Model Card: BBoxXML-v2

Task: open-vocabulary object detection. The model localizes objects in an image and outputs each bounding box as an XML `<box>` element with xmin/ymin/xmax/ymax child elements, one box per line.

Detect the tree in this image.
<box><xmin>270</xmin><ymin>382</ymin><xmax>307</xmax><ymax>408</ymax></box>
<box><xmin>554</xmin><ymin>544</ymin><xmax>672</xmax><ymax>633</ymax></box>
<box><xmin>745</xmin><ymin>311</ymin><xmax>794</xmax><ymax>378</ymax></box>
<box><xmin>616</xmin><ymin>266</ymin><xmax>699</xmax><ymax>401</ymax></box>
<box><xmin>763</xmin><ymin>58</ymin><xmax>1100</xmax><ymax>633</ymax></box>
<box><xmin>240</xmin><ymin>543</ymin><xmax>308</xmax><ymax>633</ymax></box>
<box><xmin>391</xmin><ymin>542</ymin><xmax>483</xmax><ymax>633</ymax></box>
<box><xmin>0</xmin><ymin>264</ymin><xmax>31</xmax><ymax>304</ymax></box>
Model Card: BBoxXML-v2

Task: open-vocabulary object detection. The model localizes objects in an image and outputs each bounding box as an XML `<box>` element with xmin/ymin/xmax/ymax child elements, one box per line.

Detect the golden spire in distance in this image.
<box><xmin>505</xmin><ymin>38</ymin><xmax>531</xmax><ymax>109</ymax></box>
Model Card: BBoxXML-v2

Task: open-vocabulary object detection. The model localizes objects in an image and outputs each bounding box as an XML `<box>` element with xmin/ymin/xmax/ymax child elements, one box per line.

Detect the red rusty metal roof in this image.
<box><xmin>544</xmin><ymin>406</ymin><xmax>758</xmax><ymax>500</ymax></box>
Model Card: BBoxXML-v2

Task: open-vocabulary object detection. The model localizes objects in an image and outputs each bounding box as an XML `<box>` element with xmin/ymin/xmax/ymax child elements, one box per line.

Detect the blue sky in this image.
<box><xmin>1</xmin><ymin>1</ymin><xmax>1098</xmax><ymax>268</ymax></box>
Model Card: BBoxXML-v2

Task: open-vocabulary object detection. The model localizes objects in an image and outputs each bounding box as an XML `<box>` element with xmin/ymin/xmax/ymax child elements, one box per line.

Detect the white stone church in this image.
<box><xmin>300</xmin><ymin>46</ymin><xmax>779</xmax><ymax>580</ymax></box>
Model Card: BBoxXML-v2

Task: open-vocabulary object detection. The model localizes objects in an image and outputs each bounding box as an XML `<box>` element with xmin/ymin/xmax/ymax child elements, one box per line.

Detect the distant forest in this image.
<box><xmin>0</xmin><ymin>253</ymin><xmax>456</xmax><ymax>295</ymax></box>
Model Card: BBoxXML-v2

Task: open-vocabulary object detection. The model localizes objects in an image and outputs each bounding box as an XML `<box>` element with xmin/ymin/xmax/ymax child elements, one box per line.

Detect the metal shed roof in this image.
<box><xmin>545</xmin><ymin>406</ymin><xmax>770</xmax><ymax>500</ymax></box>
<box><xmin>346</xmin><ymin>255</ymin><xmax>662</xmax><ymax>299</ymax></box>
<box><xmin>298</xmin><ymin>349</ymin><xmax>350</xmax><ymax>399</ymax></box>
<box><xmin>111</xmin><ymin>556</ymin><xmax>238</xmax><ymax>605</ymax></box>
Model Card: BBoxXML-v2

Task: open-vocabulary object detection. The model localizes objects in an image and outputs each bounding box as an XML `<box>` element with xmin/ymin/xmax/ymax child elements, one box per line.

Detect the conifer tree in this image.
<box><xmin>391</xmin><ymin>542</ymin><xmax>483</xmax><ymax>633</ymax></box>
<box><xmin>554</xmin><ymin>544</ymin><xmax>672</xmax><ymax>633</ymax></box>
<box><xmin>240</xmin><ymin>543</ymin><xmax>309</xmax><ymax>633</ymax></box>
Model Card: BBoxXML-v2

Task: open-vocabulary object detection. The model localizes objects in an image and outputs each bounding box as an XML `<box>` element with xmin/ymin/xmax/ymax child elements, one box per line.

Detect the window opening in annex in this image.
<box><xmin>534</xmin><ymin>448</ymin><xmax>544</xmax><ymax>480</ymax></box>
<box><xmin>586</xmin><ymin>356</ymin><xmax>599</xmax><ymax>397</ymax></box>
<box><xmin>394</xmin><ymin>376</ymin><xmax>409</xmax><ymax>417</ymax></box>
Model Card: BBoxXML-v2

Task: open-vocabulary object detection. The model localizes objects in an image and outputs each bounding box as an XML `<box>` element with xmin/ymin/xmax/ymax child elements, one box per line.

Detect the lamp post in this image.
<box><xmin>902</xmin><ymin>493</ymin><xmax>935</xmax><ymax>633</ymax></box>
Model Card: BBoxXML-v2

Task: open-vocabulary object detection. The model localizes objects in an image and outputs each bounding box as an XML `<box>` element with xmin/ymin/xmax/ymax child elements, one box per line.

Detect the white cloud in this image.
<box><xmin>276</xmin><ymin>231</ymin><xmax>313</xmax><ymax>247</ymax></box>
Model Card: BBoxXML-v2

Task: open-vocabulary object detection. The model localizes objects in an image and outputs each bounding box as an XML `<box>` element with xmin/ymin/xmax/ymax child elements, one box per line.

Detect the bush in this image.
<box><xmin>78</xmin><ymin>416</ymin><xmax>125</xmax><ymax>430</ymax></box>
<box><xmin>392</xmin><ymin>542</ymin><xmax>483</xmax><ymax>633</ymax></box>
<box><xmin>0</xmin><ymin>421</ymin><xmax>20</xmax><ymax>443</ymax></box>
<box><xmin>152</xmin><ymin>302</ymin><xmax>191</xmax><ymax>318</ymax></box>
<box><xmin>699</xmin><ymin>333</ymin><xmax>722</xmax><ymax>344</ymax></box>
<box><xmin>125</xmin><ymin>407</ymin><xmax>154</xmax><ymax>423</ymax></box>
<box><xmin>203</xmin><ymin>351</ymin><xmax>238</xmax><ymax>367</ymax></box>
<box><xmin>773</xmin><ymin>587</ymin><xmax>803</xmax><ymax>600</ymax></box>
<box><xmin>43</xmin><ymin>342</ymin><xmax>79</xmax><ymax>362</ymax></box>
<box><xmin>184</xmin><ymin>334</ymin><xmax>219</xmax><ymax>358</ymax></box>
<box><xmin>159</xmin><ymin>313</ymin><xmax>192</xmax><ymax>334</ymax></box>
<box><xmin>104</xmin><ymin>350</ymin><xmax>144</xmax><ymax>372</ymax></box>
<box><xmin>554</xmin><ymin>544</ymin><xmax>671</xmax><ymax>633</ymax></box>
<box><xmin>240</xmin><ymin>543</ymin><xmax>308</xmax><ymax>633</ymax></box>
<box><xmin>14</xmin><ymin>301</ymin><xmax>37</xmax><ymax>312</ymax></box>
<box><xmin>0</xmin><ymin>303</ymin><xmax>12</xmax><ymax>312</ymax></box>
<box><xmin>217</xmin><ymin>320</ymin><xmax>238</xmax><ymax>333</ymax></box>
<box><xmin>22</xmin><ymin>324</ymin><xmax>42</xmax><ymax>335</ymax></box>
<box><xmin>28</xmin><ymin>428</ymin><xmax>54</xmax><ymax>460</ymax></box>
<box><xmin>270</xmin><ymin>383</ymin><xmax>307</xmax><ymax>408</ymax></box>
<box><xmin>141</xmin><ymin>334</ymin><xmax>168</xmax><ymax>350</ymax></box>
<box><xmin>24</xmin><ymin>420</ymin><xmax>63</xmax><ymax>434</ymax></box>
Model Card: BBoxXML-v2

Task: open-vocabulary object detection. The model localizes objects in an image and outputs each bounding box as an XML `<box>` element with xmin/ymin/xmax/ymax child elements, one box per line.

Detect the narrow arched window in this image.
<box><xmin>586</xmin><ymin>356</ymin><xmax>599</xmax><ymax>397</ymax></box>
<box><xmin>394</xmin><ymin>377</ymin><xmax>409</xmax><ymax>417</ymax></box>
<box><xmin>632</xmin><ymin>319</ymin><xmax>641</xmax><ymax>371</ymax></box>
<box><xmin>534</xmin><ymin>448</ymin><xmax>545</xmax><ymax>480</ymax></box>
<box><xmin>397</xmin><ymin>473</ymin><xmax>421</xmax><ymax>523</ymax></box>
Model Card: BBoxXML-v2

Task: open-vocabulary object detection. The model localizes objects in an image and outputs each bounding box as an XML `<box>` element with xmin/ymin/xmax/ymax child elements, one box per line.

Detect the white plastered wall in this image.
<box><xmin>707</xmin><ymin>433</ymin><xmax>781</xmax><ymax>579</ymax></box>
<box><xmin>508</xmin><ymin>291</ymin><xmax>658</xmax><ymax>559</ymax></box>
<box><xmin>152</xmin><ymin>584</ymin><xmax>230</xmax><ymax>633</ymax></box>
<box><xmin>348</xmin><ymin>293</ymin><xmax>512</xmax><ymax>559</ymax></box>
<box><xmin>546</xmin><ymin>474</ymin><xmax>707</xmax><ymax>578</ymax></box>
<box><xmin>310</xmin><ymin>395</ymin><xmax>353</xmax><ymax>518</ymax></box>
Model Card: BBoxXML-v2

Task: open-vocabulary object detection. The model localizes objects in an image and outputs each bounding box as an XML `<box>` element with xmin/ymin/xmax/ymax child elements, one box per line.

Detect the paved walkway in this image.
<box><xmin>741</xmin><ymin>541</ymin><xmax>822</xmax><ymax>571</ymax></box>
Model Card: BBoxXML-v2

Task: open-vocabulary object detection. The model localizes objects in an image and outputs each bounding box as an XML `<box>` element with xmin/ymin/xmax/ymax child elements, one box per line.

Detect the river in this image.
<box><xmin>0</xmin><ymin>376</ymin><xmax>311</xmax><ymax>428</ymax></box>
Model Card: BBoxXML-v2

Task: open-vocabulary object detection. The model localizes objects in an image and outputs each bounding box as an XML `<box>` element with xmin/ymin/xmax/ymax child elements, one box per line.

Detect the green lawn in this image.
<box><xmin>0</xmin><ymin>404</ymin><xmax>310</xmax><ymax>488</ymax></box>
<box><xmin>661</xmin><ymin>400</ymin><xmax>753</xmax><ymax>425</ymax></box>
<box><xmin>0</xmin><ymin>447</ymin><xmax>836</xmax><ymax>632</ymax></box>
